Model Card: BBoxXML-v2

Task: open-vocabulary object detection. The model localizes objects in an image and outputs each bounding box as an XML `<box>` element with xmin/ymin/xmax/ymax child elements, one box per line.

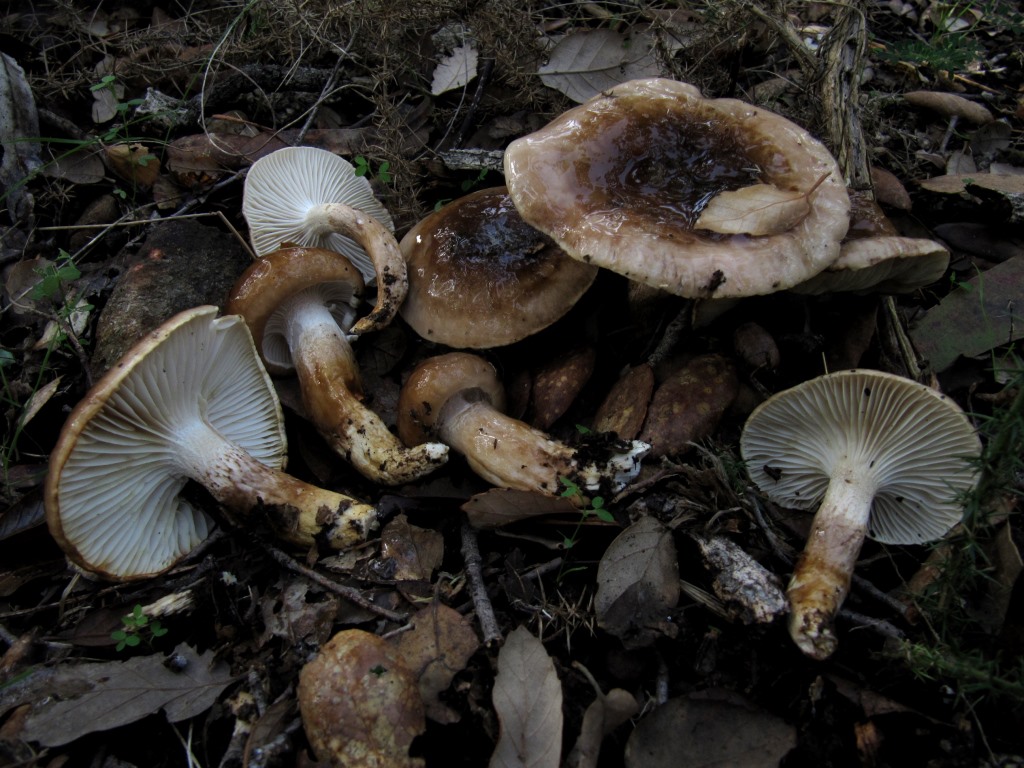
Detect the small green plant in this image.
<box><xmin>353</xmin><ymin>155</ymin><xmax>392</xmax><ymax>184</ymax></box>
<box><xmin>558</xmin><ymin>476</ymin><xmax>614</xmax><ymax>551</ymax></box>
<box><xmin>31</xmin><ymin>250</ymin><xmax>81</xmax><ymax>301</ymax></box>
<box><xmin>460</xmin><ymin>168</ymin><xmax>489</xmax><ymax>192</ymax></box>
<box><xmin>111</xmin><ymin>604</ymin><xmax>169</xmax><ymax>651</ymax></box>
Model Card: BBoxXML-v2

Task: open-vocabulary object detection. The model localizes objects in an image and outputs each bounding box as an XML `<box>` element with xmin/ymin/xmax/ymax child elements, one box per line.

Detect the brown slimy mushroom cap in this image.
<box><xmin>792</xmin><ymin>194</ymin><xmax>949</xmax><ymax>295</ymax></box>
<box><xmin>399</xmin><ymin>186</ymin><xmax>599</xmax><ymax>348</ymax></box>
<box><xmin>227</xmin><ymin>245</ymin><xmax>364</xmax><ymax>376</ymax></box>
<box><xmin>504</xmin><ymin>78</ymin><xmax>850</xmax><ymax>298</ymax></box>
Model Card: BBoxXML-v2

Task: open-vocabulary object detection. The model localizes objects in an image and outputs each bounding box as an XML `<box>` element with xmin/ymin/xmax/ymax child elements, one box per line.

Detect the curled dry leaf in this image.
<box><xmin>595</xmin><ymin>516</ymin><xmax>679</xmax><ymax>648</ymax></box>
<box><xmin>490</xmin><ymin>626</ymin><xmax>563</xmax><ymax>768</ymax></box>
<box><xmin>638</xmin><ymin>354</ymin><xmax>739</xmax><ymax>457</ymax></box>
<box><xmin>393</xmin><ymin>603</ymin><xmax>481</xmax><ymax>724</ymax></box>
<box><xmin>538</xmin><ymin>28</ymin><xmax>663</xmax><ymax>103</ymax></box>
<box><xmin>695</xmin><ymin>183</ymin><xmax>812</xmax><ymax>236</ymax></box>
<box><xmin>431</xmin><ymin>43</ymin><xmax>479</xmax><ymax>95</ymax></box>
<box><xmin>593</xmin><ymin>363</ymin><xmax>654</xmax><ymax>440</ymax></box>
<box><xmin>380</xmin><ymin>514</ymin><xmax>444</xmax><ymax>581</ymax></box>
<box><xmin>530</xmin><ymin>346</ymin><xmax>596</xmax><ymax>430</ymax></box>
<box><xmin>623</xmin><ymin>690</ymin><xmax>796</xmax><ymax>768</ymax></box>
<box><xmin>904</xmin><ymin>90</ymin><xmax>993</xmax><ymax>124</ymax></box>
<box><xmin>462</xmin><ymin>487</ymin><xmax>579</xmax><ymax>528</ymax></box>
<box><xmin>298</xmin><ymin>629</ymin><xmax>426</xmax><ymax>768</ymax></box>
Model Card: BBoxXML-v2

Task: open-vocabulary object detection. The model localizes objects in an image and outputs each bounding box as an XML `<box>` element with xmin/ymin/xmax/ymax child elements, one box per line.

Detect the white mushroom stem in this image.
<box><xmin>283</xmin><ymin>293</ymin><xmax>449</xmax><ymax>485</ymax></box>
<box><xmin>176</xmin><ymin>418</ymin><xmax>377</xmax><ymax>550</ymax></box>
<box><xmin>786</xmin><ymin>462</ymin><xmax>876</xmax><ymax>661</ymax></box>
<box><xmin>437</xmin><ymin>389</ymin><xmax>648</xmax><ymax>496</ymax></box>
<box><xmin>303</xmin><ymin>203</ymin><xmax>408</xmax><ymax>336</ymax></box>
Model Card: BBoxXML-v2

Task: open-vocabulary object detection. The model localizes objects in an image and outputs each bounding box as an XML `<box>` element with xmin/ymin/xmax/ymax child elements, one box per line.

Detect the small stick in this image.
<box><xmin>460</xmin><ymin>522</ymin><xmax>503</xmax><ymax>647</ymax></box>
<box><xmin>262</xmin><ymin>544</ymin><xmax>407</xmax><ymax>623</ymax></box>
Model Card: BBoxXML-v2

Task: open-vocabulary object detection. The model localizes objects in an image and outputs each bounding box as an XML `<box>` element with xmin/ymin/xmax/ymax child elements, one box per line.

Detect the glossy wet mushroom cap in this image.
<box><xmin>504</xmin><ymin>78</ymin><xmax>850</xmax><ymax>298</ymax></box>
<box><xmin>399</xmin><ymin>186</ymin><xmax>599</xmax><ymax>348</ymax></box>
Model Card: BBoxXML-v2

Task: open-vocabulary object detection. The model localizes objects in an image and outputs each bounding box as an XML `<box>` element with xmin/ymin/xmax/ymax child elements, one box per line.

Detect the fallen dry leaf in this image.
<box><xmin>538</xmin><ymin>28</ymin><xmax>662</xmax><ymax>103</ymax></box>
<box><xmin>904</xmin><ymin>90</ymin><xmax>993</xmax><ymax>124</ymax></box>
<box><xmin>595</xmin><ymin>516</ymin><xmax>679</xmax><ymax>647</ymax></box>
<box><xmin>490</xmin><ymin>626</ymin><xmax>563</xmax><ymax>768</ymax></box>
<box><xmin>432</xmin><ymin>43</ymin><xmax>478</xmax><ymax>95</ymax></box>
<box><xmin>695</xmin><ymin>183</ymin><xmax>812</xmax><ymax>235</ymax></box>
<box><xmin>623</xmin><ymin>690</ymin><xmax>796</xmax><ymax>767</ymax></box>
<box><xmin>462</xmin><ymin>487</ymin><xmax>579</xmax><ymax>528</ymax></box>
<box><xmin>20</xmin><ymin>644</ymin><xmax>234</xmax><ymax>747</ymax></box>
<box><xmin>392</xmin><ymin>603</ymin><xmax>481</xmax><ymax>723</ymax></box>
<box><xmin>380</xmin><ymin>514</ymin><xmax>445</xmax><ymax>581</ymax></box>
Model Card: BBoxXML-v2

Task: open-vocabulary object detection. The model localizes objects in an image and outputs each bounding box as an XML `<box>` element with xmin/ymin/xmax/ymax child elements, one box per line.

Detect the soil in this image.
<box><xmin>1</xmin><ymin>2</ymin><xmax>1023</xmax><ymax>766</ymax></box>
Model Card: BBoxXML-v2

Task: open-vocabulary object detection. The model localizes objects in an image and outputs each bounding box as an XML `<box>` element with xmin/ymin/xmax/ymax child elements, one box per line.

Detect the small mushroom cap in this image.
<box><xmin>740</xmin><ymin>369</ymin><xmax>981</xmax><ymax>545</ymax></box>
<box><xmin>504</xmin><ymin>78</ymin><xmax>850</xmax><ymax>298</ymax></box>
<box><xmin>226</xmin><ymin>245</ymin><xmax>365</xmax><ymax>375</ymax></box>
<box><xmin>44</xmin><ymin>306</ymin><xmax>286</xmax><ymax>580</ymax></box>
<box><xmin>298</xmin><ymin>629</ymin><xmax>425</xmax><ymax>768</ymax></box>
<box><xmin>398</xmin><ymin>352</ymin><xmax>507</xmax><ymax>446</ymax></box>
<box><xmin>399</xmin><ymin>186</ymin><xmax>599</xmax><ymax>348</ymax></box>
<box><xmin>791</xmin><ymin>193</ymin><xmax>949</xmax><ymax>294</ymax></box>
<box><xmin>242</xmin><ymin>146</ymin><xmax>395</xmax><ymax>284</ymax></box>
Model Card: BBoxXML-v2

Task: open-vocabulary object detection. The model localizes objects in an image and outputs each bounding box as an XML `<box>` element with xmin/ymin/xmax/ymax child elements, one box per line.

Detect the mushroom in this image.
<box><xmin>791</xmin><ymin>192</ymin><xmax>950</xmax><ymax>294</ymax></box>
<box><xmin>298</xmin><ymin>629</ymin><xmax>425</xmax><ymax>768</ymax></box>
<box><xmin>399</xmin><ymin>186</ymin><xmax>599</xmax><ymax>348</ymax></box>
<box><xmin>740</xmin><ymin>369</ymin><xmax>982</xmax><ymax>659</ymax></box>
<box><xmin>398</xmin><ymin>352</ymin><xmax>649</xmax><ymax>496</ymax></box>
<box><xmin>242</xmin><ymin>146</ymin><xmax>406</xmax><ymax>335</ymax></box>
<box><xmin>227</xmin><ymin>245</ymin><xmax>448</xmax><ymax>486</ymax></box>
<box><xmin>44</xmin><ymin>306</ymin><xmax>381</xmax><ymax>581</ymax></box>
<box><xmin>504</xmin><ymin>78</ymin><xmax>850</xmax><ymax>299</ymax></box>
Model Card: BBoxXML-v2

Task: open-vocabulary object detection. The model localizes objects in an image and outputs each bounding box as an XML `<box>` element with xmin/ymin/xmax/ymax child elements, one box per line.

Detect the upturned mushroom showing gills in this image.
<box><xmin>399</xmin><ymin>186</ymin><xmax>599</xmax><ymax>348</ymax></box>
<box><xmin>242</xmin><ymin>146</ymin><xmax>406</xmax><ymax>335</ymax></box>
<box><xmin>44</xmin><ymin>306</ymin><xmax>381</xmax><ymax>581</ymax></box>
<box><xmin>504</xmin><ymin>78</ymin><xmax>851</xmax><ymax>299</ymax></box>
<box><xmin>227</xmin><ymin>246</ymin><xmax>448</xmax><ymax>486</ymax></box>
<box><xmin>398</xmin><ymin>352</ymin><xmax>649</xmax><ymax>496</ymax></box>
<box><xmin>740</xmin><ymin>369</ymin><xmax>982</xmax><ymax>659</ymax></box>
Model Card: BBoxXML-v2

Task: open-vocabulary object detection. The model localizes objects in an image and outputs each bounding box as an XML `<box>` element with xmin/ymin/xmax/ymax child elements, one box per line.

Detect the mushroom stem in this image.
<box><xmin>283</xmin><ymin>294</ymin><xmax>449</xmax><ymax>486</ymax></box>
<box><xmin>177</xmin><ymin>418</ymin><xmax>377</xmax><ymax>550</ymax></box>
<box><xmin>786</xmin><ymin>463</ymin><xmax>876</xmax><ymax>660</ymax></box>
<box><xmin>438</xmin><ymin>390</ymin><xmax>648</xmax><ymax>496</ymax></box>
<box><xmin>439</xmin><ymin>390</ymin><xmax>578</xmax><ymax>495</ymax></box>
<box><xmin>304</xmin><ymin>203</ymin><xmax>408</xmax><ymax>335</ymax></box>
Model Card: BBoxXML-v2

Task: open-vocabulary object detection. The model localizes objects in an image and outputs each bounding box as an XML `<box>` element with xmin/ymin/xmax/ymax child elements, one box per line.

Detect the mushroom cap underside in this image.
<box><xmin>504</xmin><ymin>77</ymin><xmax>851</xmax><ymax>298</ymax></box>
<box><xmin>242</xmin><ymin>146</ymin><xmax>395</xmax><ymax>284</ymax></box>
<box><xmin>44</xmin><ymin>306</ymin><xmax>286</xmax><ymax>579</ymax></box>
<box><xmin>226</xmin><ymin>245</ymin><xmax>365</xmax><ymax>374</ymax></box>
<box><xmin>739</xmin><ymin>369</ymin><xmax>981</xmax><ymax>545</ymax></box>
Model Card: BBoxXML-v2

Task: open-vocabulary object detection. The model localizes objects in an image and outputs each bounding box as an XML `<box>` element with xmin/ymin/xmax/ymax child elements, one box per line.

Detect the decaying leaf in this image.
<box><xmin>695</xmin><ymin>180</ymin><xmax>822</xmax><ymax>236</ymax></box>
<box><xmin>380</xmin><ymin>514</ymin><xmax>445</xmax><ymax>581</ymax></box>
<box><xmin>918</xmin><ymin>173</ymin><xmax>1024</xmax><ymax>223</ymax></box>
<box><xmin>0</xmin><ymin>52</ymin><xmax>43</xmax><ymax>224</ymax></box>
<box><xmin>490</xmin><ymin>626</ymin><xmax>563</xmax><ymax>768</ymax></box>
<box><xmin>539</xmin><ymin>28</ymin><xmax>662</xmax><ymax>103</ymax></box>
<box><xmin>463</xmin><ymin>488</ymin><xmax>579</xmax><ymax>528</ymax></box>
<box><xmin>104</xmin><ymin>143</ymin><xmax>160</xmax><ymax>188</ymax></box>
<box><xmin>595</xmin><ymin>517</ymin><xmax>679</xmax><ymax>647</ymax></box>
<box><xmin>910</xmin><ymin>254</ymin><xmax>1024</xmax><ymax>372</ymax></box>
<box><xmin>392</xmin><ymin>603</ymin><xmax>481</xmax><ymax>723</ymax></box>
<box><xmin>623</xmin><ymin>691</ymin><xmax>796</xmax><ymax>767</ymax></box>
<box><xmin>19</xmin><ymin>644</ymin><xmax>234</xmax><ymax>747</ymax></box>
<box><xmin>567</xmin><ymin>663</ymin><xmax>639</xmax><ymax>768</ymax></box>
<box><xmin>432</xmin><ymin>44</ymin><xmax>479</xmax><ymax>95</ymax></box>
<box><xmin>593</xmin><ymin>363</ymin><xmax>655</xmax><ymax>440</ymax></box>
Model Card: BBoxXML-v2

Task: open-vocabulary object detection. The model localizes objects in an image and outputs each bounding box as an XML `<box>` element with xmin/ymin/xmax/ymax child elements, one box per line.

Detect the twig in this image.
<box><xmin>261</xmin><ymin>544</ymin><xmax>407</xmax><ymax>623</ymax></box>
<box><xmin>460</xmin><ymin>522</ymin><xmax>503</xmax><ymax>647</ymax></box>
<box><xmin>645</xmin><ymin>301</ymin><xmax>692</xmax><ymax>368</ymax></box>
<box><xmin>837</xmin><ymin>607</ymin><xmax>906</xmax><ymax>642</ymax></box>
